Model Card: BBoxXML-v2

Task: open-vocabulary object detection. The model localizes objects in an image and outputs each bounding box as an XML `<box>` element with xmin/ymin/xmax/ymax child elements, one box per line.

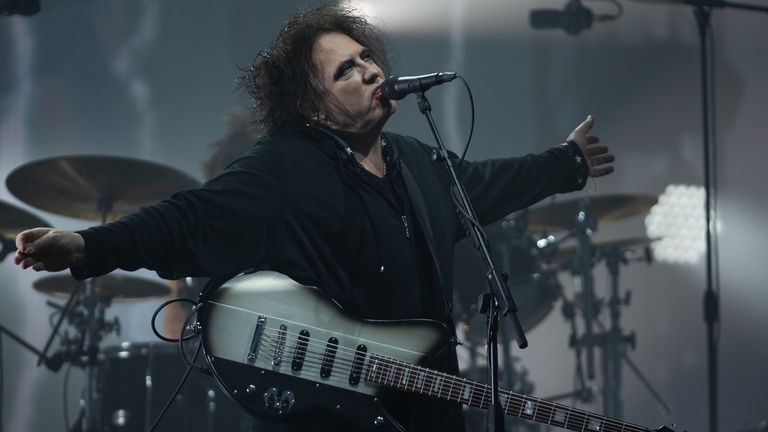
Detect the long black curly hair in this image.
<box><xmin>240</xmin><ymin>3</ymin><xmax>391</xmax><ymax>136</ymax></box>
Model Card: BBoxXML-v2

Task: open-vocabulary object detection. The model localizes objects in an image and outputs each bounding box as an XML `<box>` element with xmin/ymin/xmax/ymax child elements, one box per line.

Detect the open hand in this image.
<box><xmin>14</xmin><ymin>228</ymin><xmax>84</xmax><ymax>272</ymax></box>
<box><xmin>567</xmin><ymin>115</ymin><xmax>615</xmax><ymax>178</ymax></box>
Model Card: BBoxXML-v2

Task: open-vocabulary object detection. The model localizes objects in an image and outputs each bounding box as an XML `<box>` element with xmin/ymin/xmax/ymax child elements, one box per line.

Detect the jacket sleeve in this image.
<box><xmin>71</xmin><ymin>140</ymin><xmax>286</xmax><ymax>280</ymax></box>
<box><xmin>456</xmin><ymin>141</ymin><xmax>589</xmax><ymax>230</ymax></box>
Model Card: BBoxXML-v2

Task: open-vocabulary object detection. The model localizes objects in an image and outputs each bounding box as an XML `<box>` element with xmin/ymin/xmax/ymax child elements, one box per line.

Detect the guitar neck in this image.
<box><xmin>365</xmin><ymin>354</ymin><xmax>650</xmax><ymax>432</ymax></box>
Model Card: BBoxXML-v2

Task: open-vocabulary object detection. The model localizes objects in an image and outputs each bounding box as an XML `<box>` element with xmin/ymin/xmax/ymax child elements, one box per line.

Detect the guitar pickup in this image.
<box><xmin>247</xmin><ymin>315</ymin><xmax>267</xmax><ymax>364</ymax></box>
<box><xmin>348</xmin><ymin>344</ymin><xmax>367</xmax><ymax>386</ymax></box>
<box><xmin>320</xmin><ymin>337</ymin><xmax>338</xmax><ymax>378</ymax></box>
<box><xmin>291</xmin><ymin>330</ymin><xmax>310</xmax><ymax>371</ymax></box>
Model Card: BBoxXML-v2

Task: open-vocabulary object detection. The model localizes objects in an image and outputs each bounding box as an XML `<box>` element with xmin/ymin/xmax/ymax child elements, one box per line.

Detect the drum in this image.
<box><xmin>98</xmin><ymin>341</ymin><xmax>253</xmax><ymax>432</ymax></box>
<box><xmin>452</xmin><ymin>220</ymin><xmax>562</xmax><ymax>341</ymax></box>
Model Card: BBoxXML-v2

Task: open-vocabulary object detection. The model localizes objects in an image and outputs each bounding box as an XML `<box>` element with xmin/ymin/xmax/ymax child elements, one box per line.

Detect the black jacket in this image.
<box><xmin>73</xmin><ymin>126</ymin><xmax>588</xmax><ymax>431</ymax></box>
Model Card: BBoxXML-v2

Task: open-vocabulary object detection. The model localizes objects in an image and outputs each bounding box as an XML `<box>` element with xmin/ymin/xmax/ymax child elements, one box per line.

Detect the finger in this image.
<box><xmin>574</xmin><ymin>115</ymin><xmax>595</xmax><ymax>134</ymax></box>
<box><xmin>586</xmin><ymin>135</ymin><xmax>600</xmax><ymax>145</ymax></box>
<box><xmin>584</xmin><ymin>145</ymin><xmax>609</xmax><ymax>157</ymax></box>
<box><xmin>590</xmin><ymin>165</ymin><xmax>615</xmax><ymax>177</ymax></box>
<box><xmin>32</xmin><ymin>261</ymin><xmax>46</xmax><ymax>272</ymax></box>
<box><xmin>590</xmin><ymin>154</ymin><xmax>615</xmax><ymax>166</ymax></box>
<box><xmin>16</xmin><ymin>227</ymin><xmax>50</xmax><ymax>253</ymax></box>
<box><xmin>13</xmin><ymin>251</ymin><xmax>25</xmax><ymax>265</ymax></box>
<box><xmin>21</xmin><ymin>256</ymin><xmax>37</xmax><ymax>269</ymax></box>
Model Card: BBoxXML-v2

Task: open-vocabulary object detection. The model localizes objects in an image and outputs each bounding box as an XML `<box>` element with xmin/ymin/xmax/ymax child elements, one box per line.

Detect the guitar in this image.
<box><xmin>198</xmin><ymin>271</ymin><xmax>671</xmax><ymax>432</ymax></box>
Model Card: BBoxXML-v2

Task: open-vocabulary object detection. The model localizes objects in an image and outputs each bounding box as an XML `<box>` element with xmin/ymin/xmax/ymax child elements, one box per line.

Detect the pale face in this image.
<box><xmin>311</xmin><ymin>32</ymin><xmax>396</xmax><ymax>135</ymax></box>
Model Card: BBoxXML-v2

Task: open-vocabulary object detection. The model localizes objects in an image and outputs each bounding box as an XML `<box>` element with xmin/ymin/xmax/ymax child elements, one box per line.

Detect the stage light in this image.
<box><xmin>645</xmin><ymin>184</ymin><xmax>707</xmax><ymax>264</ymax></box>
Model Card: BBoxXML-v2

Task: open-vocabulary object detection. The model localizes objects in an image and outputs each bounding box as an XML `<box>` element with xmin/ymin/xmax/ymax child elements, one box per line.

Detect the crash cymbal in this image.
<box><xmin>33</xmin><ymin>274</ymin><xmax>170</xmax><ymax>302</ymax></box>
<box><xmin>543</xmin><ymin>236</ymin><xmax>657</xmax><ymax>271</ymax></box>
<box><xmin>6</xmin><ymin>155</ymin><xmax>200</xmax><ymax>222</ymax></box>
<box><xmin>0</xmin><ymin>199</ymin><xmax>51</xmax><ymax>237</ymax></box>
<box><xmin>512</xmin><ymin>194</ymin><xmax>657</xmax><ymax>233</ymax></box>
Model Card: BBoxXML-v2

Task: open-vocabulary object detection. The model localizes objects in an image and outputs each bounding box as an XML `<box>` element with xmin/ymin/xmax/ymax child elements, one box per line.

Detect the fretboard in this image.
<box><xmin>365</xmin><ymin>354</ymin><xmax>649</xmax><ymax>432</ymax></box>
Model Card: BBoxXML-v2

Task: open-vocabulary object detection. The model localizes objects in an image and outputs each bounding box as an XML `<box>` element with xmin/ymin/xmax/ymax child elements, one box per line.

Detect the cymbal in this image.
<box><xmin>33</xmin><ymin>274</ymin><xmax>170</xmax><ymax>302</ymax></box>
<box><xmin>543</xmin><ymin>236</ymin><xmax>657</xmax><ymax>270</ymax></box>
<box><xmin>512</xmin><ymin>194</ymin><xmax>657</xmax><ymax>232</ymax></box>
<box><xmin>0</xmin><ymin>199</ymin><xmax>51</xmax><ymax>237</ymax></box>
<box><xmin>6</xmin><ymin>155</ymin><xmax>200</xmax><ymax>222</ymax></box>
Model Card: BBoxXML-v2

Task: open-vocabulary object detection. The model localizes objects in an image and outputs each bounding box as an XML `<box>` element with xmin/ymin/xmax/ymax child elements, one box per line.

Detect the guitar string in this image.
<box><xmin>216</xmin><ymin>329</ymin><xmax>645</xmax><ymax>432</ymax></box>
<box><xmin>239</xmin><ymin>343</ymin><xmax>644</xmax><ymax>432</ymax></box>
<box><xmin>253</xmin><ymin>329</ymin><xmax>644</xmax><ymax>432</ymax></box>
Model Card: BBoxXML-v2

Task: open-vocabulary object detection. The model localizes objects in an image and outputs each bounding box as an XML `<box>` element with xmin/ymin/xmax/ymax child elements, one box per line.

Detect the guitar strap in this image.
<box><xmin>400</xmin><ymin>163</ymin><xmax>453</xmax><ymax>319</ymax></box>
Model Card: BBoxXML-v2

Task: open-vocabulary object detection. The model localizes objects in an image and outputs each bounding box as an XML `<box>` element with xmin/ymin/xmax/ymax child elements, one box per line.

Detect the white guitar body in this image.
<box><xmin>199</xmin><ymin>271</ymin><xmax>669</xmax><ymax>432</ymax></box>
<box><xmin>200</xmin><ymin>271</ymin><xmax>449</xmax><ymax>431</ymax></box>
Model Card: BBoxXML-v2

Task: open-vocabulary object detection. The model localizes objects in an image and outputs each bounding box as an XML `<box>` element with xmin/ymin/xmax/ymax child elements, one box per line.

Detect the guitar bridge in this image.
<box><xmin>247</xmin><ymin>315</ymin><xmax>267</xmax><ymax>364</ymax></box>
<box><xmin>272</xmin><ymin>323</ymin><xmax>288</xmax><ymax>368</ymax></box>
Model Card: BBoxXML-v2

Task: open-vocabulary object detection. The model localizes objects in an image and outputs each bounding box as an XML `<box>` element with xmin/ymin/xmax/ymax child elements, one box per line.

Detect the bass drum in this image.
<box><xmin>98</xmin><ymin>341</ymin><xmax>255</xmax><ymax>432</ymax></box>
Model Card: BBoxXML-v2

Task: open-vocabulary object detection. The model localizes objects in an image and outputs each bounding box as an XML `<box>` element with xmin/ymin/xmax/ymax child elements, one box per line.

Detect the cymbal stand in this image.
<box><xmin>571</xmin><ymin>239</ymin><xmax>670</xmax><ymax>419</ymax></box>
<box><xmin>600</xmin><ymin>245</ymin><xmax>634</xmax><ymax>418</ymax></box>
<box><xmin>544</xmin><ymin>297</ymin><xmax>594</xmax><ymax>404</ymax></box>
<box><xmin>36</xmin><ymin>287</ymin><xmax>79</xmax><ymax>367</ymax></box>
<box><xmin>596</xmin><ymin>246</ymin><xmax>671</xmax><ymax>418</ymax></box>
<box><xmin>569</xmin><ymin>199</ymin><xmax>635</xmax><ymax>417</ymax></box>
<box><xmin>78</xmin><ymin>202</ymin><xmax>114</xmax><ymax>432</ymax></box>
<box><xmin>573</xmin><ymin>199</ymin><xmax>598</xmax><ymax>381</ymax></box>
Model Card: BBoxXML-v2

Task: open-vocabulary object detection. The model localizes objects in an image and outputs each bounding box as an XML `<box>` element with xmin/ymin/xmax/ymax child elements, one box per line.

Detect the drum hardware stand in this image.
<box><xmin>0</xmin><ymin>322</ymin><xmax>64</xmax><ymax>371</ymax></box>
<box><xmin>34</xmin><ymin>290</ymin><xmax>120</xmax><ymax>432</ymax></box>
<box><xmin>416</xmin><ymin>89</ymin><xmax>526</xmax><ymax>432</ymax></box>
<box><xmin>542</xmin><ymin>296</ymin><xmax>595</xmax><ymax>405</ymax></box>
<box><xmin>566</xmin><ymin>222</ymin><xmax>671</xmax><ymax>418</ymax></box>
<box><xmin>596</xmin><ymin>245</ymin><xmax>672</xmax><ymax>417</ymax></box>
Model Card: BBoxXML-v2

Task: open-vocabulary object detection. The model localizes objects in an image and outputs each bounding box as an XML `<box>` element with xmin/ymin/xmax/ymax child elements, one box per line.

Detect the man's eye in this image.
<box><xmin>335</xmin><ymin>63</ymin><xmax>353</xmax><ymax>80</ymax></box>
<box><xmin>361</xmin><ymin>50</ymin><xmax>373</xmax><ymax>61</ymax></box>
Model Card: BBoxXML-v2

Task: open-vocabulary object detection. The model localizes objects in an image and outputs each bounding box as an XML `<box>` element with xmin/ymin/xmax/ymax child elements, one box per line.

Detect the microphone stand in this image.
<box><xmin>636</xmin><ymin>2</ymin><xmax>768</xmax><ymax>432</ymax></box>
<box><xmin>414</xmin><ymin>91</ymin><xmax>527</xmax><ymax>432</ymax></box>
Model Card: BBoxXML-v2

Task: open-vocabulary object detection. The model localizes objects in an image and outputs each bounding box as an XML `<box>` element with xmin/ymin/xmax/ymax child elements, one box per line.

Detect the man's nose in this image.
<box><xmin>362</xmin><ymin>63</ymin><xmax>380</xmax><ymax>83</ymax></box>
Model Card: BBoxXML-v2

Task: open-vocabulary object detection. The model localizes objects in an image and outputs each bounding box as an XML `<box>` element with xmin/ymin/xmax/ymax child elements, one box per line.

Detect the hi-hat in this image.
<box><xmin>6</xmin><ymin>155</ymin><xmax>200</xmax><ymax>222</ymax></box>
<box><xmin>511</xmin><ymin>194</ymin><xmax>657</xmax><ymax>233</ymax></box>
<box><xmin>33</xmin><ymin>274</ymin><xmax>170</xmax><ymax>302</ymax></box>
<box><xmin>0</xmin><ymin>199</ymin><xmax>51</xmax><ymax>237</ymax></box>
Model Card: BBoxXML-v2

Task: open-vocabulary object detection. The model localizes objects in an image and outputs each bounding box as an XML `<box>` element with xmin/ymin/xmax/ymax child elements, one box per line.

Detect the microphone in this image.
<box><xmin>529</xmin><ymin>0</ymin><xmax>595</xmax><ymax>35</ymax></box>
<box><xmin>379</xmin><ymin>72</ymin><xmax>457</xmax><ymax>101</ymax></box>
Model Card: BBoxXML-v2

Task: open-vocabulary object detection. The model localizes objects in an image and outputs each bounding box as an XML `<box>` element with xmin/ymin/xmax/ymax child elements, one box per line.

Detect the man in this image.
<box><xmin>14</xmin><ymin>4</ymin><xmax>613</xmax><ymax>432</ymax></box>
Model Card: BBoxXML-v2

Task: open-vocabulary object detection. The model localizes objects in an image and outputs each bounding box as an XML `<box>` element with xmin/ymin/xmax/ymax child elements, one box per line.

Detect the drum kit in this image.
<box><xmin>453</xmin><ymin>193</ymin><xmax>670</xmax><ymax>429</ymax></box>
<box><xmin>0</xmin><ymin>156</ymin><xmax>254</xmax><ymax>431</ymax></box>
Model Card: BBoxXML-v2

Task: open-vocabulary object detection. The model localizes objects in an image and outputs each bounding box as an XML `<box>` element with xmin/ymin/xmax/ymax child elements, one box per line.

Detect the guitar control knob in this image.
<box><xmin>246</xmin><ymin>384</ymin><xmax>257</xmax><ymax>395</ymax></box>
<box><xmin>374</xmin><ymin>416</ymin><xmax>385</xmax><ymax>426</ymax></box>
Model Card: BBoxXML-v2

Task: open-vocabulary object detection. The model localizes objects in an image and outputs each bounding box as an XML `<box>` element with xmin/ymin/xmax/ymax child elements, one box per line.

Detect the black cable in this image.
<box><xmin>456</xmin><ymin>75</ymin><xmax>476</xmax><ymax>172</ymax></box>
<box><xmin>148</xmin><ymin>341</ymin><xmax>202</xmax><ymax>432</ymax></box>
<box><xmin>178</xmin><ymin>303</ymin><xmax>209</xmax><ymax>375</ymax></box>
<box><xmin>150</xmin><ymin>298</ymin><xmax>198</xmax><ymax>343</ymax></box>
